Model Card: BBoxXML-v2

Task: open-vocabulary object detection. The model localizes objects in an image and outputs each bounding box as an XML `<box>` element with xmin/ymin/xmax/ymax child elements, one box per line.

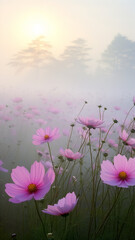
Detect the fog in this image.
<box><xmin>0</xmin><ymin>34</ymin><xmax>134</xmax><ymax>118</ymax></box>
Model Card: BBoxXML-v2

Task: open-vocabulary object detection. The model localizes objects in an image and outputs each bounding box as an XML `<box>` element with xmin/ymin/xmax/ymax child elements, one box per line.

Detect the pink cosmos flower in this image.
<box><xmin>32</xmin><ymin>127</ymin><xmax>60</xmax><ymax>145</ymax></box>
<box><xmin>62</xmin><ymin>129</ymin><xmax>70</xmax><ymax>137</ymax></box>
<box><xmin>60</xmin><ymin>148</ymin><xmax>83</xmax><ymax>161</ymax></box>
<box><xmin>2</xmin><ymin>115</ymin><xmax>12</xmax><ymax>122</ymax></box>
<box><xmin>119</xmin><ymin>130</ymin><xmax>135</xmax><ymax>147</ymax></box>
<box><xmin>41</xmin><ymin>161</ymin><xmax>53</xmax><ymax>169</ymax></box>
<box><xmin>0</xmin><ymin>105</ymin><xmax>5</xmax><ymax>111</ymax></box>
<box><xmin>41</xmin><ymin>160</ymin><xmax>63</xmax><ymax>174</ymax></box>
<box><xmin>47</xmin><ymin>107</ymin><xmax>60</xmax><ymax>114</ymax></box>
<box><xmin>114</xmin><ymin>106</ymin><xmax>121</xmax><ymax>111</ymax></box>
<box><xmin>15</xmin><ymin>105</ymin><xmax>22</xmax><ymax>111</ymax></box>
<box><xmin>24</xmin><ymin>113</ymin><xmax>33</xmax><ymax>119</ymax></box>
<box><xmin>32</xmin><ymin>109</ymin><xmax>40</xmax><ymax>116</ymax></box>
<box><xmin>108</xmin><ymin>139</ymin><xmax>118</xmax><ymax>148</ymax></box>
<box><xmin>119</xmin><ymin>129</ymin><xmax>129</xmax><ymax>142</ymax></box>
<box><xmin>12</xmin><ymin>97</ymin><xmax>23</xmax><ymax>103</ymax></box>
<box><xmin>127</xmin><ymin>138</ymin><xmax>135</xmax><ymax>148</ymax></box>
<box><xmin>100</xmin><ymin>154</ymin><xmax>135</xmax><ymax>188</ymax></box>
<box><xmin>0</xmin><ymin>160</ymin><xmax>8</xmax><ymax>172</ymax></box>
<box><xmin>42</xmin><ymin>192</ymin><xmax>78</xmax><ymax>216</ymax></box>
<box><xmin>5</xmin><ymin>161</ymin><xmax>55</xmax><ymax>203</ymax></box>
<box><xmin>35</xmin><ymin>119</ymin><xmax>47</xmax><ymax>126</ymax></box>
<box><xmin>77</xmin><ymin>117</ymin><xmax>104</xmax><ymax>129</ymax></box>
<box><xmin>101</xmin><ymin>127</ymin><xmax>108</xmax><ymax>133</ymax></box>
<box><xmin>37</xmin><ymin>150</ymin><xmax>55</xmax><ymax>161</ymax></box>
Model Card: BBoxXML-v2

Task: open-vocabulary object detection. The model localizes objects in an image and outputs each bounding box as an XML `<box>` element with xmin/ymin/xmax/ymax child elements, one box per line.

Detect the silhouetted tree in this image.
<box><xmin>100</xmin><ymin>34</ymin><xmax>135</xmax><ymax>72</ymax></box>
<box><xmin>60</xmin><ymin>38</ymin><xmax>91</xmax><ymax>74</ymax></box>
<box><xmin>9</xmin><ymin>36</ymin><xmax>55</xmax><ymax>72</ymax></box>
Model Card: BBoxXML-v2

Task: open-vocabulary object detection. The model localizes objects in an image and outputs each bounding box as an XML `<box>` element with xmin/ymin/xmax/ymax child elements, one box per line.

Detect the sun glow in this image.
<box><xmin>21</xmin><ymin>14</ymin><xmax>53</xmax><ymax>40</ymax></box>
<box><xmin>27</xmin><ymin>20</ymin><xmax>50</xmax><ymax>38</ymax></box>
<box><xmin>31</xmin><ymin>23</ymin><xmax>45</xmax><ymax>36</ymax></box>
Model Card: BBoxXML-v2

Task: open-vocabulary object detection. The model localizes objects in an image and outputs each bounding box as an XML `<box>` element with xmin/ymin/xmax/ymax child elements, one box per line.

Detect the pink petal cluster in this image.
<box><xmin>42</xmin><ymin>192</ymin><xmax>78</xmax><ymax>216</ymax></box>
<box><xmin>119</xmin><ymin>130</ymin><xmax>135</xmax><ymax>148</ymax></box>
<box><xmin>12</xmin><ymin>97</ymin><xmax>23</xmax><ymax>103</ymax></box>
<box><xmin>5</xmin><ymin>161</ymin><xmax>55</xmax><ymax>203</ymax></box>
<box><xmin>108</xmin><ymin>139</ymin><xmax>118</xmax><ymax>148</ymax></box>
<box><xmin>77</xmin><ymin>117</ymin><xmax>104</xmax><ymax>129</ymax></box>
<box><xmin>114</xmin><ymin>106</ymin><xmax>121</xmax><ymax>111</ymax></box>
<box><xmin>119</xmin><ymin>129</ymin><xmax>129</xmax><ymax>142</ymax></box>
<box><xmin>127</xmin><ymin>138</ymin><xmax>135</xmax><ymax>148</ymax></box>
<box><xmin>60</xmin><ymin>148</ymin><xmax>83</xmax><ymax>161</ymax></box>
<box><xmin>47</xmin><ymin>107</ymin><xmax>60</xmax><ymax>114</ymax></box>
<box><xmin>0</xmin><ymin>160</ymin><xmax>8</xmax><ymax>172</ymax></box>
<box><xmin>35</xmin><ymin>119</ymin><xmax>47</xmax><ymax>126</ymax></box>
<box><xmin>32</xmin><ymin>127</ymin><xmax>60</xmax><ymax>145</ymax></box>
<box><xmin>41</xmin><ymin>160</ymin><xmax>63</xmax><ymax>174</ymax></box>
<box><xmin>24</xmin><ymin>113</ymin><xmax>33</xmax><ymax>119</ymax></box>
<box><xmin>100</xmin><ymin>154</ymin><xmax>135</xmax><ymax>188</ymax></box>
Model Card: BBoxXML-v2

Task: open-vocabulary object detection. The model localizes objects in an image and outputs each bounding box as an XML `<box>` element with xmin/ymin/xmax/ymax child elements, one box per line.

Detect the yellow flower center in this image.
<box><xmin>119</xmin><ymin>171</ymin><xmax>127</xmax><ymax>180</ymax></box>
<box><xmin>28</xmin><ymin>183</ymin><xmax>37</xmax><ymax>193</ymax></box>
<box><xmin>44</xmin><ymin>134</ymin><xmax>49</xmax><ymax>140</ymax></box>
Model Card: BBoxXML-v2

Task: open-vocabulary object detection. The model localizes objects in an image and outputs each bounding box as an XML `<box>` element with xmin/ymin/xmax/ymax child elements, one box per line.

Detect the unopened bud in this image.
<box><xmin>113</xmin><ymin>119</ymin><xmax>118</xmax><ymax>123</ymax></box>
<box><xmin>103</xmin><ymin>153</ymin><xmax>108</xmax><ymax>157</ymax></box>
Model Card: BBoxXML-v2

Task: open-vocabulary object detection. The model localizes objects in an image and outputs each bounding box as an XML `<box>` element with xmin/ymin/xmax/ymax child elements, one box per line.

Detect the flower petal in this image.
<box><xmin>11</xmin><ymin>166</ymin><xmax>30</xmax><ymax>187</ymax></box>
<box><xmin>30</xmin><ymin>161</ymin><xmax>45</xmax><ymax>185</ymax></box>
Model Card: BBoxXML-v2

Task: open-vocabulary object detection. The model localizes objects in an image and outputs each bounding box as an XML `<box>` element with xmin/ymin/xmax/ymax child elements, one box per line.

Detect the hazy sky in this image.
<box><xmin>0</xmin><ymin>0</ymin><xmax>135</xmax><ymax>76</ymax></box>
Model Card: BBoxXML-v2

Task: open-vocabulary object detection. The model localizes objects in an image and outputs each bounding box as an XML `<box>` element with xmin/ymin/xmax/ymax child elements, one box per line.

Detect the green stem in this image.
<box><xmin>75</xmin><ymin>101</ymin><xmax>87</xmax><ymax>120</ymax></box>
<box><xmin>67</xmin><ymin>126</ymin><xmax>74</xmax><ymax>149</ymax></box>
<box><xmin>47</xmin><ymin>142</ymin><xmax>55</xmax><ymax>173</ymax></box>
<box><xmin>34</xmin><ymin>200</ymin><xmax>47</xmax><ymax>240</ymax></box>
<box><xmin>94</xmin><ymin>188</ymin><xmax>121</xmax><ymax>239</ymax></box>
<box><xmin>123</xmin><ymin>105</ymin><xmax>134</xmax><ymax>127</ymax></box>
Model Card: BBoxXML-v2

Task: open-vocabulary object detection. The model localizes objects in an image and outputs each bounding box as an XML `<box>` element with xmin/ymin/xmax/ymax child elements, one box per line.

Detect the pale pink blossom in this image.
<box><xmin>5</xmin><ymin>161</ymin><xmax>55</xmax><ymax>203</ymax></box>
<box><xmin>127</xmin><ymin>138</ymin><xmax>135</xmax><ymax>148</ymax></box>
<box><xmin>108</xmin><ymin>139</ymin><xmax>118</xmax><ymax>148</ymax></box>
<box><xmin>119</xmin><ymin>130</ymin><xmax>135</xmax><ymax>147</ymax></box>
<box><xmin>35</xmin><ymin>119</ymin><xmax>47</xmax><ymax>126</ymax></box>
<box><xmin>0</xmin><ymin>105</ymin><xmax>5</xmax><ymax>111</ymax></box>
<box><xmin>15</xmin><ymin>105</ymin><xmax>22</xmax><ymax>111</ymax></box>
<box><xmin>42</xmin><ymin>192</ymin><xmax>78</xmax><ymax>216</ymax></box>
<box><xmin>62</xmin><ymin>129</ymin><xmax>70</xmax><ymax>137</ymax></box>
<box><xmin>24</xmin><ymin>113</ymin><xmax>33</xmax><ymax>119</ymax></box>
<box><xmin>32</xmin><ymin>127</ymin><xmax>60</xmax><ymax>145</ymax></box>
<box><xmin>0</xmin><ymin>160</ymin><xmax>8</xmax><ymax>172</ymax></box>
<box><xmin>119</xmin><ymin>130</ymin><xmax>129</xmax><ymax>142</ymax></box>
<box><xmin>41</xmin><ymin>160</ymin><xmax>63</xmax><ymax>174</ymax></box>
<box><xmin>60</xmin><ymin>148</ymin><xmax>83</xmax><ymax>161</ymax></box>
<box><xmin>77</xmin><ymin>117</ymin><xmax>104</xmax><ymax>129</ymax></box>
<box><xmin>114</xmin><ymin>106</ymin><xmax>121</xmax><ymax>111</ymax></box>
<box><xmin>32</xmin><ymin>109</ymin><xmax>40</xmax><ymax>116</ymax></box>
<box><xmin>47</xmin><ymin>107</ymin><xmax>60</xmax><ymax>114</ymax></box>
<box><xmin>100</xmin><ymin>154</ymin><xmax>135</xmax><ymax>188</ymax></box>
<box><xmin>12</xmin><ymin>97</ymin><xmax>23</xmax><ymax>103</ymax></box>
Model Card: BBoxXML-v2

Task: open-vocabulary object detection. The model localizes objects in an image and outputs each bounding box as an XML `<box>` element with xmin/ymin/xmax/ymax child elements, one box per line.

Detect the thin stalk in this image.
<box><xmin>34</xmin><ymin>200</ymin><xmax>47</xmax><ymax>240</ymax></box>
<box><xmin>47</xmin><ymin>142</ymin><xmax>55</xmax><ymax>172</ymax></box>
<box><xmin>67</xmin><ymin>125</ymin><xmax>74</xmax><ymax>149</ymax></box>
<box><xmin>123</xmin><ymin>105</ymin><xmax>134</xmax><ymax>127</ymax></box>
<box><xmin>94</xmin><ymin>188</ymin><xmax>121</xmax><ymax>239</ymax></box>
